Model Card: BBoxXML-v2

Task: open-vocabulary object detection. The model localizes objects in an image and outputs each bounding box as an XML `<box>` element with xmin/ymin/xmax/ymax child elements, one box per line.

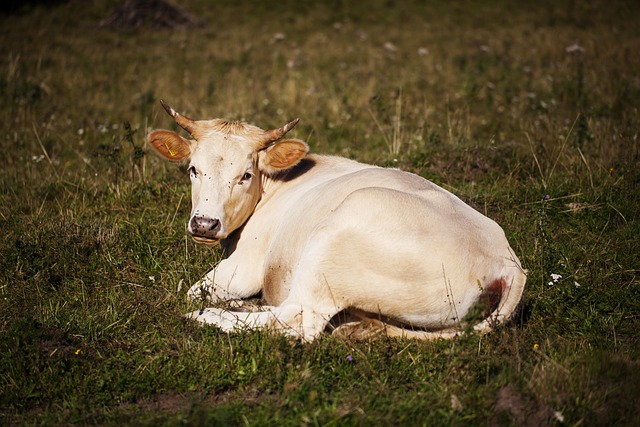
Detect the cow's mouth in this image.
<box><xmin>191</xmin><ymin>235</ymin><xmax>219</xmax><ymax>246</ymax></box>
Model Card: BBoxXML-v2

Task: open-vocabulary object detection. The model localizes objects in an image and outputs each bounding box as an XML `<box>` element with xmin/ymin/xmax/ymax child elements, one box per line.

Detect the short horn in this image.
<box><xmin>259</xmin><ymin>118</ymin><xmax>300</xmax><ymax>148</ymax></box>
<box><xmin>160</xmin><ymin>100</ymin><xmax>197</xmax><ymax>136</ymax></box>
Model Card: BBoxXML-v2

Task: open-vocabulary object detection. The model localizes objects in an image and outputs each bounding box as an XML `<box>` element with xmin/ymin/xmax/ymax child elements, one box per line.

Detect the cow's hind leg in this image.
<box><xmin>185</xmin><ymin>304</ymin><xmax>335</xmax><ymax>341</ymax></box>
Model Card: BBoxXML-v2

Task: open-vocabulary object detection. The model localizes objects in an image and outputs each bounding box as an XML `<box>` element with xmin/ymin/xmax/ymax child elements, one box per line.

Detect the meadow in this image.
<box><xmin>1</xmin><ymin>0</ymin><xmax>638</xmax><ymax>425</ymax></box>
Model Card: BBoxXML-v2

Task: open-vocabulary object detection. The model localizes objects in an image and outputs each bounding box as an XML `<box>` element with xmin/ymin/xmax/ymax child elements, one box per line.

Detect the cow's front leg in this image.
<box><xmin>187</xmin><ymin>273</ymin><xmax>239</xmax><ymax>303</ymax></box>
<box><xmin>184</xmin><ymin>304</ymin><xmax>335</xmax><ymax>341</ymax></box>
<box><xmin>186</xmin><ymin>258</ymin><xmax>262</xmax><ymax>303</ymax></box>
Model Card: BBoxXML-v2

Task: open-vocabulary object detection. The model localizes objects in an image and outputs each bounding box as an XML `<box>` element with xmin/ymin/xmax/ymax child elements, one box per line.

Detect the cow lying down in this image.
<box><xmin>149</xmin><ymin>100</ymin><xmax>527</xmax><ymax>341</ymax></box>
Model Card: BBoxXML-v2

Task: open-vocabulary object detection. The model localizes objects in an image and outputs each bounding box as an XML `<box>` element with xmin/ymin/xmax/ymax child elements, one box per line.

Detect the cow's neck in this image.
<box><xmin>260</xmin><ymin>156</ymin><xmax>318</xmax><ymax>201</ymax></box>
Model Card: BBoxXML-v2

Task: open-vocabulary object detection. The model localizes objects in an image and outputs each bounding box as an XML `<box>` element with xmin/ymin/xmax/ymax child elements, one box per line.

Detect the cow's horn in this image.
<box><xmin>260</xmin><ymin>118</ymin><xmax>300</xmax><ymax>148</ymax></box>
<box><xmin>160</xmin><ymin>100</ymin><xmax>197</xmax><ymax>136</ymax></box>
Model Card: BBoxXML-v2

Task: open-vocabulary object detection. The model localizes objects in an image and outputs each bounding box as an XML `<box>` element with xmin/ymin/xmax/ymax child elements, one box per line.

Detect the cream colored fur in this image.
<box><xmin>150</xmin><ymin>111</ymin><xmax>527</xmax><ymax>341</ymax></box>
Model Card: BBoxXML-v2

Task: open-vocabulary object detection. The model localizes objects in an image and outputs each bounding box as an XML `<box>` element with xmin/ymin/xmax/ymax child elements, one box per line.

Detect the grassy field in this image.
<box><xmin>1</xmin><ymin>0</ymin><xmax>639</xmax><ymax>425</ymax></box>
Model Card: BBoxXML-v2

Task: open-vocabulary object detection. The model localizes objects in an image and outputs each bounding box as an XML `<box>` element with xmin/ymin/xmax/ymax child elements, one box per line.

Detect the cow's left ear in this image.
<box><xmin>258</xmin><ymin>139</ymin><xmax>309</xmax><ymax>175</ymax></box>
<box><xmin>148</xmin><ymin>130</ymin><xmax>193</xmax><ymax>161</ymax></box>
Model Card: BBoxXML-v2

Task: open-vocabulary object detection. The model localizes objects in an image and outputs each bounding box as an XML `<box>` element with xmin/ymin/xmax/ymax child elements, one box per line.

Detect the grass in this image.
<box><xmin>1</xmin><ymin>0</ymin><xmax>639</xmax><ymax>425</ymax></box>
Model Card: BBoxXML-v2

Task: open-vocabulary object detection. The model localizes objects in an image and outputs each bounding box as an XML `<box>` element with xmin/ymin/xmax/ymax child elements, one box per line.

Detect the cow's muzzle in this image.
<box><xmin>189</xmin><ymin>215</ymin><xmax>221</xmax><ymax>242</ymax></box>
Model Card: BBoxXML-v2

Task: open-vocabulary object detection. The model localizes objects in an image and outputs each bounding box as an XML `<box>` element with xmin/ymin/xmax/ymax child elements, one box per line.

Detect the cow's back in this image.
<box><xmin>242</xmin><ymin>155</ymin><xmax>510</xmax><ymax>306</ymax></box>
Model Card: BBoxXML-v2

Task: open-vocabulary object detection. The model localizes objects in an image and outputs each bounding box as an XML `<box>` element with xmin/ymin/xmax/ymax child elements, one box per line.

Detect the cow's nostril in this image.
<box><xmin>190</xmin><ymin>215</ymin><xmax>221</xmax><ymax>238</ymax></box>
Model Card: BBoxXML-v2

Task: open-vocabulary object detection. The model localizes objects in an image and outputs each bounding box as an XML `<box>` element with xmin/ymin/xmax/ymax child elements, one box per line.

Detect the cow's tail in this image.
<box><xmin>469</xmin><ymin>263</ymin><xmax>528</xmax><ymax>336</ymax></box>
<box><xmin>333</xmin><ymin>260</ymin><xmax>528</xmax><ymax>341</ymax></box>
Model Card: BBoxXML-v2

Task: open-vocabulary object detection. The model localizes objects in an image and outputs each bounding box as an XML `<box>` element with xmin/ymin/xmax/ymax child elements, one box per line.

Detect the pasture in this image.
<box><xmin>1</xmin><ymin>0</ymin><xmax>638</xmax><ymax>424</ymax></box>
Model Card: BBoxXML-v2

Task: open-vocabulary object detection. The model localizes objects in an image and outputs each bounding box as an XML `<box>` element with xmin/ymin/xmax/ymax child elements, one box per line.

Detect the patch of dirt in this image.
<box><xmin>99</xmin><ymin>0</ymin><xmax>206</xmax><ymax>30</ymax></box>
<box><xmin>35</xmin><ymin>326</ymin><xmax>78</xmax><ymax>359</ymax></box>
<box><xmin>491</xmin><ymin>385</ymin><xmax>555</xmax><ymax>427</ymax></box>
<box><xmin>9</xmin><ymin>319</ymin><xmax>80</xmax><ymax>361</ymax></box>
<box><xmin>137</xmin><ymin>392</ymin><xmax>204</xmax><ymax>413</ymax></box>
<box><xmin>113</xmin><ymin>387</ymin><xmax>277</xmax><ymax>423</ymax></box>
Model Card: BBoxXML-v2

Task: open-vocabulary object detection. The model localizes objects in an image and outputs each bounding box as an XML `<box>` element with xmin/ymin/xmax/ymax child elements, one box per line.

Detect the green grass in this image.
<box><xmin>1</xmin><ymin>0</ymin><xmax>639</xmax><ymax>425</ymax></box>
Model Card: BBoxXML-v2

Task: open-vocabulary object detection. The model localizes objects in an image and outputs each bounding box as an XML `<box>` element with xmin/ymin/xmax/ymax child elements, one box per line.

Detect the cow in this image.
<box><xmin>148</xmin><ymin>100</ymin><xmax>527</xmax><ymax>341</ymax></box>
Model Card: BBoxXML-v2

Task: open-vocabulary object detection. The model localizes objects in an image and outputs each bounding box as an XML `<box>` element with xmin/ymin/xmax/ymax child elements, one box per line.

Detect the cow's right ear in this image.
<box><xmin>148</xmin><ymin>130</ymin><xmax>193</xmax><ymax>161</ymax></box>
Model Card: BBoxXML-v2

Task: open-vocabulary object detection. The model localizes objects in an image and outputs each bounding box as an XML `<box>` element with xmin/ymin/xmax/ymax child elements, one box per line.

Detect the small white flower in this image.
<box><xmin>273</xmin><ymin>32</ymin><xmax>286</xmax><ymax>42</ymax></box>
<box><xmin>574</xmin><ymin>281</ymin><xmax>581</xmax><ymax>288</ymax></box>
<box><xmin>565</xmin><ymin>43</ymin><xmax>585</xmax><ymax>54</ymax></box>
<box><xmin>384</xmin><ymin>42</ymin><xmax>398</xmax><ymax>52</ymax></box>
<box><xmin>418</xmin><ymin>47</ymin><xmax>429</xmax><ymax>56</ymax></box>
<box><xmin>550</xmin><ymin>273</ymin><xmax>562</xmax><ymax>282</ymax></box>
<box><xmin>547</xmin><ymin>281</ymin><xmax>555</xmax><ymax>287</ymax></box>
<box><xmin>554</xmin><ymin>410</ymin><xmax>565</xmax><ymax>423</ymax></box>
<box><xmin>148</xmin><ymin>276</ymin><xmax>156</xmax><ymax>282</ymax></box>
<box><xmin>450</xmin><ymin>394</ymin><xmax>463</xmax><ymax>412</ymax></box>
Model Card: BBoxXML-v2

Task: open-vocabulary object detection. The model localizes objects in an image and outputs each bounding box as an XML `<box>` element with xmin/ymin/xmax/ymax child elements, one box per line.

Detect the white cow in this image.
<box><xmin>149</xmin><ymin>100</ymin><xmax>526</xmax><ymax>341</ymax></box>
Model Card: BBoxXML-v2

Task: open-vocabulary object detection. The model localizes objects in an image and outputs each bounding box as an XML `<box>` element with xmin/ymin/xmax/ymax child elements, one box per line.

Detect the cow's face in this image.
<box><xmin>148</xmin><ymin>101</ymin><xmax>307</xmax><ymax>245</ymax></box>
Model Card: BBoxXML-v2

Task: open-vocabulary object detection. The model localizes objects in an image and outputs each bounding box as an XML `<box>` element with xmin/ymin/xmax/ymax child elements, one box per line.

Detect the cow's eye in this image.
<box><xmin>188</xmin><ymin>166</ymin><xmax>197</xmax><ymax>177</ymax></box>
<box><xmin>241</xmin><ymin>172</ymin><xmax>252</xmax><ymax>181</ymax></box>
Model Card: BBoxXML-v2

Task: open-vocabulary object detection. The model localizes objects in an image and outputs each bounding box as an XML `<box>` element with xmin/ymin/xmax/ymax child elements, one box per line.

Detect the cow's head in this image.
<box><xmin>148</xmin><ymin>100</ymin><xmax>307</xmax><ymax>245</ymax></box>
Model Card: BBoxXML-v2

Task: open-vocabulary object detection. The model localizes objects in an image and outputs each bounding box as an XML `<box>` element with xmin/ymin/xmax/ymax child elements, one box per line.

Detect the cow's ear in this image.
<box><xmin>258</xmin><ymin>139</ymin><xmax>309</xmax><ymax>174</ymax></box>
<box><xmin>148</xmin><ymin>130</ymin><xmax>193</xmax><ymax>161</ymax></box>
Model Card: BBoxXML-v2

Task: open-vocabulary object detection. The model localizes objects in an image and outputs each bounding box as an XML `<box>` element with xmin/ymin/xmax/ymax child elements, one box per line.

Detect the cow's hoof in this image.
<box><xmin>186</xmin><ymin>282</ymin><xmax>210</xmax><ymax>301</ymax></box>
